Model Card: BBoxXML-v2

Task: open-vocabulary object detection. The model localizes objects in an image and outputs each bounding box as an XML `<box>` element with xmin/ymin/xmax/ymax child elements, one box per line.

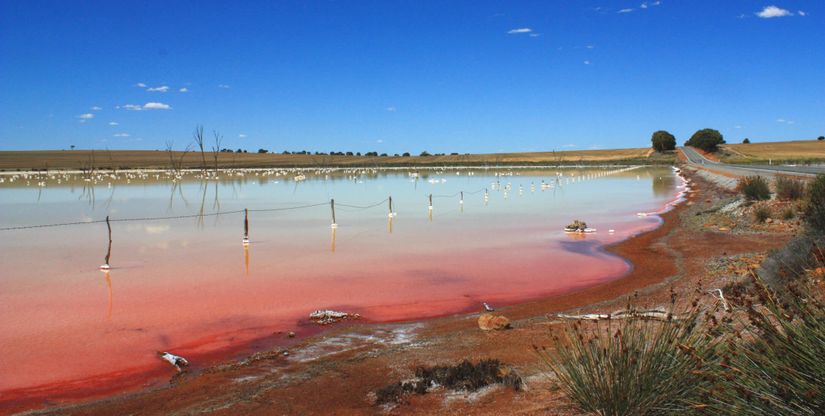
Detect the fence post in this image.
<box><xmin>330</xmin><ymin>198</ymin><xmax>337</xmax><ymax>228</ymax></box>
<box><xmin>243</xmin><ymin>208</ymin><xmax>250</xmax><ymax>245</ymax></box>
<box><xmin>100</xmin><ymin>216</ymin><xmax>112</xmax><ymax>270</ymax></box>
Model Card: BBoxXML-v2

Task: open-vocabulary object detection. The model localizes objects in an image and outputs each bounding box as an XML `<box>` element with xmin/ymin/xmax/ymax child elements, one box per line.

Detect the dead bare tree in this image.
<box><xmin>193</xmin><ymin>125</ymin><xmax>206</xmax><ymax>171</ymax></box>
<box><xmin>212</xmin><ymin>130</ymin><xmax>223</xmax><ymax>175</ymax></box>
<box><xmin>165</xmin><ymin>140</ymin><xmax>193</xmax><ymax>174</ymax></box>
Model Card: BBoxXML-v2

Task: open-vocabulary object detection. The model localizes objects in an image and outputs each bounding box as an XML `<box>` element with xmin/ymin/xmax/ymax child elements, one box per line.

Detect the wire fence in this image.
<box><xmin>0</xmin><ymin>188</ymin><xmax>488</xmax><ymax>232</ymax></box>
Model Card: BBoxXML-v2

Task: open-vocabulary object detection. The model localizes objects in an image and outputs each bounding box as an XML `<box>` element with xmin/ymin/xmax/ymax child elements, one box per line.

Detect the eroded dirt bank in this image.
<box><xmin>19</xmin><ymin>167</ymin><xmax>794</xmax><ymax>416</ymax></box>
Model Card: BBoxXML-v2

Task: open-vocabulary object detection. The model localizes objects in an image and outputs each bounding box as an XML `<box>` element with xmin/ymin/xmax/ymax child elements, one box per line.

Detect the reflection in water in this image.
<box><xmin>388</xmin><ymin>216</ymin><xmax>393</xmax><ymax>234</ymax></box>
<box><xmin>243</xmin><ymin>245</ymin><xmax>250</xmax><ymax>275</ymax></box>
<box><xmin>652</xmin><ymin>173</ymin><xmax>677</xmax><ymax>197</ymax></box>
<box><xmin>103</xmin><ymin>270</ymin><xmax>113</xmax><ymax>320</ymax></box>
<box><xmin>330</xmin><ymin>227</ymin><xmax>337</xmax><ymax>252</ymax></box>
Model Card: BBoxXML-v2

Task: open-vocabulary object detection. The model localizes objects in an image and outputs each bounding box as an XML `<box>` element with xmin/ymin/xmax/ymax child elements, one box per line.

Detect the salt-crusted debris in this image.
<box><xmin>158</xmin><ymin>351</ymin><xmax>189</xmax><ymax>372</ymax></box>
<box><xmin>309</xmin><ymin>309</ymin><xmax>361</xmax><ymax>325</ymax></box>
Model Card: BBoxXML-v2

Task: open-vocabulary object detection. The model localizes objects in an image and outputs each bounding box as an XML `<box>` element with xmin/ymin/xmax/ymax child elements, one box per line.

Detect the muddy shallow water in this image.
<box><xmin>0</xmin><ymin>166</ymin><xmax>682</xmax><ymax>407</ymax></box>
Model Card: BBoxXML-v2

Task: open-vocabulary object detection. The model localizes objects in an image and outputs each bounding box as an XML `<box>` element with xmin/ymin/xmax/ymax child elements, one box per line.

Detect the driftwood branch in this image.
<box><xmin>550</xmin><ymin>308</ymin><xmax>678</xmax><ymax>322</ymax></box>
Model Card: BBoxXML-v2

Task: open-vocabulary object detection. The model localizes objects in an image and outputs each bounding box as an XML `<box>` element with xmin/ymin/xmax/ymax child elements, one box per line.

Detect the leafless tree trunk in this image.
<box><xmin>212</xmin><ymin>130</ymin><xmax>223</xmax><ymax>174</ymax></box>
<box><xmin>193</xmin><ymin>125</ymin><xmax>206</xmax><ymax>171</ymax></box>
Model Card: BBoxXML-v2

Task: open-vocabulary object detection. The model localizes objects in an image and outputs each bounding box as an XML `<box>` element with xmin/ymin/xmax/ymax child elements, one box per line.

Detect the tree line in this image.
<box><xmin>652</xmin><ymin>129</ymin><xmax>825</xmax><ymax>153</ymax></box>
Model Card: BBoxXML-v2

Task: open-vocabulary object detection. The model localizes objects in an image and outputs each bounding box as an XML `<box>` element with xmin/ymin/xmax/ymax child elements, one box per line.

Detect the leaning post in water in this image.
<box><xmin>243</xmin><ymin>208</ymin><xmax>249</xmax><ymax>245</ymax></box>
<box><xmin>100</xmin><ymin>215</ymin><xmax>112</xmax><ymax>270</ymax></box>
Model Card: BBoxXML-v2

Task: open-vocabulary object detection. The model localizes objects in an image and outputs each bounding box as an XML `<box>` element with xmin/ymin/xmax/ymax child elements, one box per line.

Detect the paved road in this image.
<box><xmin>680</xmin><ymin>146</ymin><xmax>825</xmax><ymax>178</ymax></box>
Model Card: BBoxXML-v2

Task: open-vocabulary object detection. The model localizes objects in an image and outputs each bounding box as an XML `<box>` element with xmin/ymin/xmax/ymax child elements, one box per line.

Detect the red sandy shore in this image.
<box><xmin>7</xmin><ymin>168</ymin><xmax>792</xmax><ymax>416</ymax></box>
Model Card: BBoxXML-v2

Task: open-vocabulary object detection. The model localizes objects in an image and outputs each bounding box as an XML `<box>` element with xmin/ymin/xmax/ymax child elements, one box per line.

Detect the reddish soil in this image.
<box><xmin>14</xmin><ymin>169</ymin><xmax>792</xmax><ymax>416</ymax></box>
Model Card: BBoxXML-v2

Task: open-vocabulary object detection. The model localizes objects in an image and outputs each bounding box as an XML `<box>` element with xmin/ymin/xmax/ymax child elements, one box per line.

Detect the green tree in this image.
<box><xmin>818</xmin><ymin>136</ymin><xmax>824</xmax><ymax>141</ymax></box>
<box><xmin>742</xmin><ymin>138</ymin><xmax>750</xmax><ymax>144</ymax></box>
<box><xmin>650</xmin><ymin>130</ymin><xmax>676</xmax><ymax>152</ymax></box>
<box><xmin>685</xmin><ymin>128</ymin><xmax>725</xmax><ymax>152</ymax></box>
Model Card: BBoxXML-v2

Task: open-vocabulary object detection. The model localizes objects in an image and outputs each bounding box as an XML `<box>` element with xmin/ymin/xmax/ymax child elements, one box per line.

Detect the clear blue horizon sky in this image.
<box><xmin>1</xmin><ymin>1</ymin><xmax>823</xmax><ymax>153</ymax></box>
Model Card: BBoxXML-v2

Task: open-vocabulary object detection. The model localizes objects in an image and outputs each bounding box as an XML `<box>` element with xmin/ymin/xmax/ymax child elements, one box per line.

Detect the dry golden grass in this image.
<box><xmin>0</xmin><ymin>148</ymin><xmax>668</xmax><ymax>171</ymax></box>
<box><xmin>722</xmin><ymin>140</ymin><xmax>825</xmax><ymax>163</ymax></box>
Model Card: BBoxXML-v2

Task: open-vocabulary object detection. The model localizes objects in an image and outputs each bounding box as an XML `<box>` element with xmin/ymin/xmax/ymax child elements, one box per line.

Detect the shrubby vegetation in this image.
<box><xmin>537</xmin><ymin>306</ymin><xmax>716</xmax><ymax>415</ymax></box>
<box><xmin>737</xmin><ymin>176</ymin><xmax>771</xmax><ymax>201</ymax></box>
<box><xmin>742</xmin><ymin>138</ymin><xmax>750</xmax><ymax>144</ymax></box>
<box><xmin>685</xmin><ymin>128</ymin><xmax>725</xmax><ymax>152</ymax></box>
<box><xmin>804</xmin><ymin>174</ymin><xmax>825</xmax><ymax>233</ymax></box>
<box><xmin>651</xmin><ymin>130</ymin><xmax>676</xmax><ymax>152</ymax></box>
<box><xmin>775</xmin><ymin>176</ymin><xmax>806</xmax><ymax>201</ymax></box>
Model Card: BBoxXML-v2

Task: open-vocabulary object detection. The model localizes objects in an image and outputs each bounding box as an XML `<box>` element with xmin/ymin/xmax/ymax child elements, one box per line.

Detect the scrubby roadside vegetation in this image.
<box><xmin>540</xmin><ymin>174</ymin><xmax>825</xmax><ymax>416</ymax></box>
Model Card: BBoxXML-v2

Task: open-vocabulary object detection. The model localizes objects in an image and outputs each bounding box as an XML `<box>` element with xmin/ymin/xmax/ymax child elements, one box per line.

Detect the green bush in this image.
<box><xmin>804</xmin><ymin>174</ymin><xmax>825</xmax><ymax>233</ymax></box>
<box><xmin>651</xmin><ymin>130</ymin><xmax>677</xmax><ymax>152</ymax></box>
<box><xmin>738</xmin><ymin>176</ymin><xmax>771</xmax><ymax>201</ymax></box>
<box><xmin>685</xmin><ymin>128</ymin><xmax>725</xmax><ymax>152</ymax></box>
<box><xmin>782</xmin><ymin>207</ymin><xmax>795</xmax><ymax>220</ymax></box>
<box><xmin>743</xmin><ymin>138</ymin><xmax>750</xmax><ymax>144</ymax></box>
<box><xmin>775</xmin><ymin>176</ymin><xmax>806</xmax><ymax>201</ymax></box>
<box><xmin>537</xmin><ymin>308</ymin><xmax>716</xmax><ymax>415</ymax></box>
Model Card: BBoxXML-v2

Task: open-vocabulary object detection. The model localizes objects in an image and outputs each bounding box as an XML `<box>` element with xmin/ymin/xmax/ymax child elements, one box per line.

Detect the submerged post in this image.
<box><xmin>428</xmin><ymin>193</ymin><xmax>433</xmax><ymax>211</ymax></box>
<box><xmin>100</xmin><ymin>216</ymin><xmax>112</xmax><ymax>270</ymax></box>
<box><xmin>330</xmin><ymin>198</ymin><xmax>337</xmax><ymax>228</ymax></box>
<box><xmin>243</xmin><ymin>208</ymin><xmax>250</xmax><ymax>245</ymax></box>
<box><xmin>460</xmin><ymin>191</ymin><xmax>464</xmax><ymax>205</ymax></box>
<box><xmin>388</xmin><ymin>196</ymin><xmax>395</xmax><ymax>218</ymax></box>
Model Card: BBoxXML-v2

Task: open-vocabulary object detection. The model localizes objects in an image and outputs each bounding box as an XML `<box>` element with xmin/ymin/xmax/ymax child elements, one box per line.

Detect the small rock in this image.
<box><xmin>288</xmin><ymin>331</ymin><xmax>296</xmax><ymax>338</ymax></box>
<box><xmin>478</xmin><ymin>313</ymin><xmax>511</xmax><ymax>331</ymax></box>
<box><xmin>718</xmin><ymin>227</ymin><xmax>730</xmax><ymax>232</ymax></box>
<box><xmin>765</xmin><ymin>218</ymin><xmax>773</xmax><ymax>223</ymax></box>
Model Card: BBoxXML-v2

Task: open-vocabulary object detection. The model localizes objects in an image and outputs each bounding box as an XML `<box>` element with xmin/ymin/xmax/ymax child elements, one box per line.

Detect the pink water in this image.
<box><xmin>0</xmin><ymin>167</ymin><xmax>682</xmax><ymax>410</ymax></box>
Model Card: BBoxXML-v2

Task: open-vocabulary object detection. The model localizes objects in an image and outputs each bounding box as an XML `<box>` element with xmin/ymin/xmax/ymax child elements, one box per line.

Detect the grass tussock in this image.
<box><xmin>737</xmin><ymin>176</ymin><xmax>771</xmax><ymax>201</ymax></box>
<box><xmin>754</xmin><ymin>205</ymin><xmax>771</xmax><ymax>223</ymax></box>
<box><xmin>536</xmin><ymin>303</ymin><xmax>718</xmax><ymax>416</ymax></box>
<box><xmin>704</xmin><ymin>274</ymin><xmax>825</xmax><ymax>415</ymax></box>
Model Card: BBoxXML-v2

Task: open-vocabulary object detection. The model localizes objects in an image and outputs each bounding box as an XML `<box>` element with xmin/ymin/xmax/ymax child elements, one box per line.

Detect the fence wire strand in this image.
<box><xmin>0</xmin><ymin>195</ymin><xmax>432</xmax><ymax>231</ymax></box>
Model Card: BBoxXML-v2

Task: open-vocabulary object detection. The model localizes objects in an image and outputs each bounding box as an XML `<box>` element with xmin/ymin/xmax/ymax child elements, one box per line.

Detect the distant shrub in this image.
<box><xmin>782</xmin><ymin>207</ymin><xmax>795</xmax><ymax>220</ymax></box>
<box><xmin>754</xmin><ymin>205</ymin><xmax>771</xmax><ymax>223</ymax></box>
<box><xmin>804</xmin><ymin>174</ymin><xmax>825</xmax><ymax>233</ymax></box>
<box><xmin>257</xmin><ymin>148</ymin><xmax>268</xmax><ymax>154</ymax></box>
<box><xmin>537</xmin><ymin>308</ymin><xmax>716</xmax><ymax>416</ymax></box>
<box><xmin>419</xmin><ymin>151</ymin><xmax>431</xmax><ymax>157</ymax></box>
<box><xmin>818</xmin><ymin>136</ymin><xmax>824</xmax><ymax>141</ymax></box>
<box><xmin>775</xmin><ymin>176</ymin><xmax>806</xmax><ymax>201</ymax></box>
<box><xmin>685</xmin><ymin>128</ymin><xmax>725</xmax><ymax>152</ymax></box>
<box><xmin>738</xmin><ymin>176</ymin><xmax>771</xmax><ymax>201</ymax></box>
<box><xmin>742</xmin><ymin>138</ymin><xmax>750</xmax><ymax>144</ymax></box>
<box><xmin>402</xmin><ymin>152</ymin><xmax>410</xmax><ymax>157</ymax></box>
<box><xmin>651</xmin><ymin>130</ymin><xmax>677</xmax><ymax>152</ymax></box>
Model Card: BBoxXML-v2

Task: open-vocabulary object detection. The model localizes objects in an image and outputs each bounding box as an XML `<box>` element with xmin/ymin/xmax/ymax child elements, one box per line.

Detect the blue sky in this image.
<box><xmin>1</xmin><ymin>1</ymin><xmax>823</xmax><ymax>153</ymax></box>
